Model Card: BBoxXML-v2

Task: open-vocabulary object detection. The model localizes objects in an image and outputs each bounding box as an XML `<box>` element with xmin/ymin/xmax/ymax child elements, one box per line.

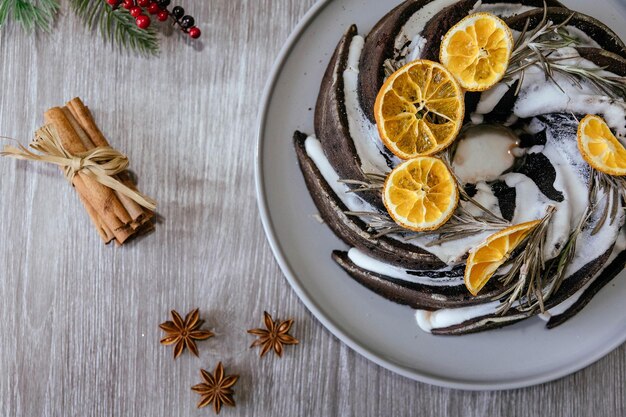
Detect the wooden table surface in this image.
<box><xmin>0</xmin><ymin>1</ymin><xmax>624</xmax><ymax>416</ymax></box>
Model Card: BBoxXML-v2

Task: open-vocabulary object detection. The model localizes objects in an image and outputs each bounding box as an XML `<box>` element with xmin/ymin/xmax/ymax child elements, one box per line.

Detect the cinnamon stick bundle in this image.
<box><xmin>42</xmin><ymin>97</ymin><xmax>155</xmax><ymax>245</ymax></box>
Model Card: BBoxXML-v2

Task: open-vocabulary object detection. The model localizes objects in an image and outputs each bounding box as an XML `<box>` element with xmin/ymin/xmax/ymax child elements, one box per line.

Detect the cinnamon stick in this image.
<box><xmin>62</xmin><ymin>106</ymin><xmax>143</xmax><ymax>225</ymax></box>
<box><xmin>66</xmin><ymin>98</ymin><xmax>108</xmax><ymax>148</ymax></box>
<box><xmin>44</xmin><ymin>107</ymin><xmax>134</xmax><ymax>244</ymax></box>
<box><xmin>78</xmin><ymin>193</ymin><xmax>115</xmax><ymax>243</ymax></box>
<box><xmin>61</xmin><ymin>107</ymin><xmax>95</xmax><ymax>150</ymax></box>
<box><xmin>59</xmin><ymin>108</ymin><xmax>114</xmax><ymax>243</ymax></box>
<box><xmin>66</xmin><ymin>98</ymin><xmax>152</xmax><ymax>227</ymax></box>
<box><xmin>63</xmin><ymin>104</ymin><xmax>147</xmax><ymax>227</ymax></box>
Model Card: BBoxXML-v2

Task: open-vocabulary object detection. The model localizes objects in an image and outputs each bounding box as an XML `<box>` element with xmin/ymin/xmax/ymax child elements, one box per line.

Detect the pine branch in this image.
<box><xmin>0</xmin><ymin>0</ymin><xmax>60</xmax><ymax>32</ymax></box>
<box><xmin>69</xmin><ymin>0</ymin><xmax>160</xmax><ymax>56</ymax></box>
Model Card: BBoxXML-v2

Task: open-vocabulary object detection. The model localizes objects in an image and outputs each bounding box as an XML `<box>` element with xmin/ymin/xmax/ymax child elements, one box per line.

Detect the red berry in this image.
<box><xmin>137</xmin><ymin>0</ymin><xmax>149</xmax><ymax>6</ymax></box>
<box><xmin>157</xmin><ymin>10</ymin><xmax>169</xmax><ymax>21</ymax></box>
<box><xmin>188</xmin><ymin>26</ymin><xmax>201</xmax><ymax>39</ymax></box>
<box><xmin>147</xmin><ymin>2</ymin><xmax>160</xmax><ymax>14</ymax></box>
<box><xmin>135</xmin><ymin>14</ymin><xmax>151</xmax><ymax>29</ymax></box>
<box><xmin>107</xmin><ymin>0</ymin><xmax>120</xmax><ymax>6</ymax></box>
<box><xmin>130</xmin><ymin>6</ymin><xmax>142</xmax><ymax>17</ymax></box>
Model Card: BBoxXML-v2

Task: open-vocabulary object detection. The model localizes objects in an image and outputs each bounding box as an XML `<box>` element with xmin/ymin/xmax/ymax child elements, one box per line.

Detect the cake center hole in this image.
<box><xmin>451</xmin><ymin>124</ymin><xmax>519</xmax><ymax>183</ymax></box>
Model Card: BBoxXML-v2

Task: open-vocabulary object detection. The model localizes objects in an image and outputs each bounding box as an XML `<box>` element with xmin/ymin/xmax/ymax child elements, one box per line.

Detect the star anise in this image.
<box><xmin>247</xmin><ymin>311</ymin><xmax>299</xmax><ymax>357</ymax></box>
<box><xmin>191</xmin><ymin>362</ymin><xmax>239</xmax><ymax>414</ymax></box>
<box><xmin>159</xmin><ymin>308</ymin><xmax>213</xmax><ymax>359</ymax></box>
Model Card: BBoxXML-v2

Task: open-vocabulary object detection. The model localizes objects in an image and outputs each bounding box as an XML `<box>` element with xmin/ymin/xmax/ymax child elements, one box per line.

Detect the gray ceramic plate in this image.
<box><xmin>255</xmin><ymin>0</ymin><xmax>626</xmax><ymax>389</ymax></box>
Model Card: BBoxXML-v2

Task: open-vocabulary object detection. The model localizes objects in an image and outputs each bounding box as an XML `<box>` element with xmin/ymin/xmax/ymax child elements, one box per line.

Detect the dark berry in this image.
<box><xmin>130</xmin><ymin>6</ymin><xmax>142</xmax><ymax>17</ymax></box>
<box><xmin>156</xmin><ymin>0</ymin><xmax>171</xmax><ymax>7</ymax></box>
<box><xmin>157</xmin><ymin>10</ymin><xmax>169</xmax><ymax>21</ymax></box>
<box><xmin>188</xmin><ymin>26</ymin><xmax>201</xmax><ymax>39</ymax></box>
<box><xmin>180</xmin><ymin>15</ymin><xmax>194</xmax><ymax>29</ymax></box>
<box><xmin>137</xmin><ymin>0</ymin><xmax>149</xmax><ymax>6</ymax></box>
<box><xmin>136</xmin><ymin>14</ymin><xmax>151</xmax><ymax>29</ymax></box>
<box><xmin>147</xmin><ymin>2</ymin><xmax>160</xmax><ymax>14</ymax></box>
<box><xmin>171</xmin><ymin>6</ymin><xmax>184</xmax><ymax>19</ymax></box>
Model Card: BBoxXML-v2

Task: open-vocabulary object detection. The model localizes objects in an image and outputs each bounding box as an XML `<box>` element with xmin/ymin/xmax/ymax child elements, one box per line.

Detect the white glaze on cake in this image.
<box><xmin>469</xmin><ymin>1</ymin><xmax>537</xmax><ymax>17</ymax></box>
<box><xmin>347</xmin><ymin>247</ymin><xmax>461</xmax><ymax>286</ymax></box>
<box><xmin>344</xmin><ymin>36</ymin><xmax>394</xmax><ymax>174</ymax></box>
<box><xmin>395</xmin><ymin>0</ymin><xmax>461</xmax><ymax>58</ymax></box>
<box><xmin>305</xmin><ymin>136</ymin><xmax>374</xmax><ymax>213</ymax></box>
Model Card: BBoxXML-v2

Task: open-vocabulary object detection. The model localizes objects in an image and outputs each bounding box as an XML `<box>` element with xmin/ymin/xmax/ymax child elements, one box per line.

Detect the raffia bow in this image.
<box><xmin>1</xmin><ymin>125</ymin><xmax>156</xmax><ymax>211</ymax></box>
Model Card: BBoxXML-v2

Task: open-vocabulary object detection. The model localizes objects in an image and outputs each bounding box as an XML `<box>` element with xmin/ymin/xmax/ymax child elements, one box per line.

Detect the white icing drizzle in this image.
<box><xmin>501</xmin><ymin>120</ymin><xmax>591</xmax><ymax>260</ymax></box>
<box><xmin>395</xmin><ymin>0</ymin><xmax>462</xmax><ymax>56</ymax></box>
<box><xmin>470</xmin><ymin>2</ymin><xmax>536</xmax><ymax>17</ymax></box>
<box><xmin>347</xmin><ymin>247</ymin><xmax>461</xmax><ymax>286</ymax></box>
<box><xmin>464</xmin><ymin>181</ymin><xmax>503</xmax><ymax>218</ymax></box>
<box><xmin>344</xmin><ymin>36</ymin><xmax>397</xmax><ymax>174</ymax></box>
<box><xmin>305</xmin><ymin>136</ymin><xmax>374</xmax><ymax>213</ymax></box>
<box><xmin>475</xmin><ymin>81</ymin><xmax>513</xmax><ymax>115</ymax></box>
<box><xmin>406</xmin><ymin>36</ymin><xmax>427</xmax><ymax>62</ymax></box>
<box><xmin>415</xmin><ymin>301</ymin><xmax>501</xmax><ymax>333</ymax></box>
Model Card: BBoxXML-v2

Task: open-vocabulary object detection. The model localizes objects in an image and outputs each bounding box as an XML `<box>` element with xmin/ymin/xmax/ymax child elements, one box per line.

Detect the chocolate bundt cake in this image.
<box><xmin>294</xmin><ymin>0</ymin><xmax>626</xmax><ymax>335</ymax></box>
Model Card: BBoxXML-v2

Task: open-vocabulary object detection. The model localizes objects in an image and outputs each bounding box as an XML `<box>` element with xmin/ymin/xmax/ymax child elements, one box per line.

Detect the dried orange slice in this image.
<box><xmin>577</xmin><ymin>114</ymin><xmax>626</xmax><ymax>176</ymax></box>
<box><xmin>374</xmin><ymin>60</ymin><xmax>464</xmax><ymax>159</ymax></box>
<box><xmin>440</xmin><ymin>12</ymin><xmax>513</xmax><ymax>91</ymax></box>
<box><xmin>464</xmin><ymin>220</ymin><xmax>540</xmax><ymax>296</ymax></box>
<box><xmin>383</xmin><ymin>157</ymin><xmax>458</xmax><ymax>231</ymax></box>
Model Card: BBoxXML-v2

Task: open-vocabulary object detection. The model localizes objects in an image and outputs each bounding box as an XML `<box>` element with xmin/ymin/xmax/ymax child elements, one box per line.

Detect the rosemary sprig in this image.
<box><xmin>493</xmin><ymin>202</ymin><xmax>597</xmax><ymax>315</ymax></box>
<box><xmin>542</xmin><ymin>207</ymin><xmax>589</xmax><ymax>300</ymax></box>
<box><xmin>549</xmin><ymin>63</ymin><xmax>626</xmax><ymax>100</ymax></box>
<box><xmin>590</xmin><ymin>170</ymin><xmax>626</xmax><ymax>234</ymax></box>
<box><xmin>0</xmin><ymin>0</ymin><xmax>59</xmax><ymax>32</ymax></box>
<box><xmin>383</xmin><ymin>59</ymin><xmax>402</xmax><ymax>78</ymax></box>
<box><xmin>505</xmin><ymin>3</ymin><xmax>626</xmax><ymax>99</ymax></box>
<box><xmin>345</xmin><ymin>207</ymin><xmax>508</xmax><ymax>242</ymax></box>
<box><xmin>69</xmin><ymin>0</ymin><xmax>159</xmax><ymax>56</ymax></box>
<box><xmin>509</xmin><ymin>5</ymin><xmax>577</xmax><ymax>62</ymax></box>
<box><xmin>424</xmin><ymin>210</ymin><xmax>509</xmax><ymax>246</ymax></box>
<box><xmin>494</xmin><ymin>206</ymin><xmax>556</xmax><ymax>315</ymax></box>
<box><xmin>343</xmin><ymin>211</ymin><xmax>407</xmax><ymax>238</ymax></box>
<box><xmin>338</xmin><ymin>172</ymin><xmax>386</xmax><ymax>193</ymax></box>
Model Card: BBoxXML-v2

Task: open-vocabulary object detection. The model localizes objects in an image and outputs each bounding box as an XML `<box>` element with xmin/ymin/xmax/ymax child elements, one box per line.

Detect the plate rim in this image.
<box><xmin>254</xmin><ymin>0</ymin><xmax>626</xmax><ymax>390</ymax></box>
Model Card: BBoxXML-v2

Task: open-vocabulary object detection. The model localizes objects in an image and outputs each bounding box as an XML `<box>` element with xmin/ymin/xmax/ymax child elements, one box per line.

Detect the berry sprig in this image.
<box><xmin>106</xmin><ymin>0</ymin><xmax>201</xmax><ymax>39</ymax></box>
